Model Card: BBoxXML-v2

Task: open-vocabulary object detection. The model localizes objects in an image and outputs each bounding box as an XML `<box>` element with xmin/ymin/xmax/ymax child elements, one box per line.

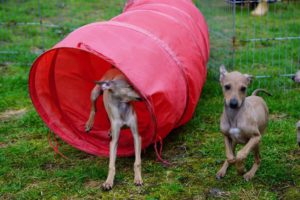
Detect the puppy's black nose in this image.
<box><xmin>292</xmin><ymin>75</ymin><xmax>296</xmax><ymax>81</ymax></box>
<box><xmin>136</xmin><ymin>97</ymin><xmax>143</xmax><ymax>101</ymax></box>
<box><xmin>229</xmin><ymin>98</ymin><xmax>238</xmax><ymax>109</ymax></box>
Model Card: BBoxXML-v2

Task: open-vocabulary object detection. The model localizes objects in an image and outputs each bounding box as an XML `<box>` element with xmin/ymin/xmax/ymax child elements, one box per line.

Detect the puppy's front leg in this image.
<box><xmin>220</xmin><ymin>117</ymin><xmax>234</xmax><ymax>162</ymax></box>
<box><xmin>130</xmin><ymin>116</ymin><xmax>143</xmax><ymax>186</ymax></box>
<box><xmin>216</xmin><ymin>137</ymin><xmax>236</xmax><ymax>179</ymax></box>
<box><xmin>102</xmin><ymin>122</ymin><xmax>121</xmax><ymax>190</ymax></box>
<box><xmin>224</xmin><ymin>136</ymin><xmax>235</xmax><ymax>163</ymax></box>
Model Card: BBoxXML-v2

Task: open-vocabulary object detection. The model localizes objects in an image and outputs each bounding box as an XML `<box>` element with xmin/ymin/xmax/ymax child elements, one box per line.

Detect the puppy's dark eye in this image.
<box><xmin>224</xmin><ymin>85</ymin><xmax>231</xmax><ymax>91</ymax></box>
<box><xmin>240</xmin><ymin>86</ymin><xmax>246</xmax><ymax>92</ymax></box>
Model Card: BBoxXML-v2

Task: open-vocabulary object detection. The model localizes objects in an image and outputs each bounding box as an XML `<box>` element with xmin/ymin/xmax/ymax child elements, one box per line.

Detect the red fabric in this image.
<box><xmin>29</xmin><ymin>0</ymin><xmax>209</xmax><ymax>157</ymax></box>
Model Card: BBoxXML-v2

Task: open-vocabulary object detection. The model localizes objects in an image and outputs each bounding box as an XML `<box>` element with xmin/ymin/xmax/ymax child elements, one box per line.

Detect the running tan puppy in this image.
<box><xmin>216</xmin><ymin>65</ymin><xmax>270</xmax><ymax>181</ymax></box>
<box><xmin>85</xmin><ymin>68</ymin><xmax>143</xmax><ymax>190</ymax></box>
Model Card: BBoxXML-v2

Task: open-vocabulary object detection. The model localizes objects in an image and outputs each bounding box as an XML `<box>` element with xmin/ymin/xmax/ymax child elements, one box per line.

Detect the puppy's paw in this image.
<box><xmin>85</xmin><ymin>122</ymin><xmax>93</xmax><ymax>133</ymax></box>
<box><xmin>243</xmin><ymin>171</ymin><xmax>254</xmax><ymax>181</ymax></box>
<box><xmin>227</xmin><ymin>157</ymin><xmax>236</xmax><ymax>164</ymax></box>
<box><xmin>236</xmin><ymin>152</ymin><xmax>247</xmax><ymax>162</ymax></box>
<box><xmin>134</xmin><ymin>178</ymin><xmax>143</xmax><ymax>186</ymax></box>
<box><xmin>102</xmin><ymin>181</ymin><xmax>113</xmax><ymax>191</ymax></box>
<box><xmin>216</xmin><ymin>171</ymin><xmax>226</xmax><ymax>180</ymax></box>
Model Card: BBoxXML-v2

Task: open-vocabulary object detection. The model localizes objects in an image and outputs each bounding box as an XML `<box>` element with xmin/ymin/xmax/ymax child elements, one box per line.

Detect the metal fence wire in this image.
<box><xmin>230</xmin><ymin>0</ymin><xmax>300</xmax><ymax>91</ymax></box>
<box><xmin>0</xmin><ymin>0</ymin><xmax>299</xmax><ymax>91</ymax></box>
<box><xmin>0</xmin><ymin>0</ymin><xmax>125</xmax><ymax>67</ymax></box>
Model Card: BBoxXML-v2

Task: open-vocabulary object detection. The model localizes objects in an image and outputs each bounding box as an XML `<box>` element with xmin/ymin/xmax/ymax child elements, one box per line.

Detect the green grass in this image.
<box><xmin>1</xmin><ymin>0</ymin><xmax>300</xmax><ymax>199</ymax></box>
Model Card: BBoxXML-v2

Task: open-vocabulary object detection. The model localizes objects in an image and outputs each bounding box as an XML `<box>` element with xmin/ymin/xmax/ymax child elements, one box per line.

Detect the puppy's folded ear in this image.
<box><xmin>219</xmin><ymin>64</ymin><xmax>227</xmax><ymax>83</ymax></box>
<box><xmin>244</xmin><ymin>74</ymin><xmax>253</xmax><ymax>84</ymax></box>
<box><xmin>95</xmin><ymin>81</ymin><xmax>112</xmax><ymax>90</ymax></box>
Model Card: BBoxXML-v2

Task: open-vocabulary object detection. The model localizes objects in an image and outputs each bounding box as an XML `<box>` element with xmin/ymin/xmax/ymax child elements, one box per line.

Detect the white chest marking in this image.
<box><xmin>229</xmin><ymin>128</ymin><xmax>241</xmax><ymax>139</ymax></box>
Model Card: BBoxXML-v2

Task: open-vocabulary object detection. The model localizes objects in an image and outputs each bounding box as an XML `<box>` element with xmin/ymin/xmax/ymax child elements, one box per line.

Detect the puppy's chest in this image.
<box><xmin>105</xmin><ymin>100</ymin><xmax>132</xmax><ymax>122</ymax></box>
<box><xmin>117</xmin><ymin>102</ymin><xmax>131</xmax><ymax>121</ymax></box>
<box><xmin>228</xmin><ymin>128</ymin><xmax>247</xmax><ymax>144</ymax></box>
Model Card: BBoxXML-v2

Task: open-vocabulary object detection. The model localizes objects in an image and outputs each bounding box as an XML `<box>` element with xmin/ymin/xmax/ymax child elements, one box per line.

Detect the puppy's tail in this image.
<box><xmin>251</xmin><ymin>89</ymin><xmax>272</xmax><ymax>96</ymax></box>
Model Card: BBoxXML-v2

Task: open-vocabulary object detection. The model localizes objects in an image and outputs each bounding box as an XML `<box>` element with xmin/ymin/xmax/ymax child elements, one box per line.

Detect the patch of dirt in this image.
<box><xmin>84</xmin><ymin>180</ymin><xmax>101</xmax><ymax>188</ymax></box>
<box><xmin>207</xmin><ymin>188</ymin><xmax>230</xmax><ymax>198</ymax></box>
<box><xmin>269</xmin><ymin>113</ymin><xmax>289</xmax><ymax>121</ymax></box>
<box><xmin>40</xmin><ymin>162</ymin><xmax>56</xmax><ymax>170</ymax></box>
<box><xmin>0</xmin><ymin>62</ymin><xmax>11</xmax><ymax>74</ymax></box>
<box><xmin>0</xmin><ymin>62</ymin><xmax>12</xmax><ymax>67</ymax></box>
<box><xmin>292</xmin><ymin>149</ymin><xmax>300</xmax><ymax>155</ymax></box>
<box><xmin>30</xmin><ymin>47</ymin><xmax>44</xmax><ymax>55</ymax></box>
<box><xmin>0</xmin><ymin>139</ymin><xmax>17</xmax><ymax>149</ymax></box>
<box><xmin>23</xmin><ymin>182</ymin><xmax>40</xmax><ymax>190</ymax></box>
<box><xmin>0</xmin><ymin>142</ymin><xmax>8</xmax><ymax>148</ymax></box>
<box><xmin>0</xmin><ymin>108</ymin><xmax>27</xmax><ymax>121</ymax></box>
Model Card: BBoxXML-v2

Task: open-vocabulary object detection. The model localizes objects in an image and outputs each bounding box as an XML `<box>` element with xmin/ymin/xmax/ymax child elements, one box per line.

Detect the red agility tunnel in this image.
<box><xmin>29</xmin><ymin>0</ymin><xmax>209</xmax><ymax>157</ymax></box>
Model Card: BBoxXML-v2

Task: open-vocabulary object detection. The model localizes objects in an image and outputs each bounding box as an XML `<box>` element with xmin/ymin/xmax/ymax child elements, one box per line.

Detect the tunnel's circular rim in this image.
<box><xmin>29</xmin><ymin>46</ymin><xmax>157</xmax><ymax>157</ymax></box>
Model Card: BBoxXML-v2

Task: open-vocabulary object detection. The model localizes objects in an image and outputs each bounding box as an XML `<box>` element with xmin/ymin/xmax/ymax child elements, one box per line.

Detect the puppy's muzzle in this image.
<box><xmin>229</xmin><ymin>98</ymin><xmax>238</xmax><ymax>109</ymax></box>
<box><xmin>292</xmin><ymin>75</ymin><xmax>296</xmax><ymax>81</ymax></box>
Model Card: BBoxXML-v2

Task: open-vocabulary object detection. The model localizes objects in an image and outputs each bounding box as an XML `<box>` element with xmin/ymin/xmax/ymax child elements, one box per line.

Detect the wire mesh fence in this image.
<box><xmin>195</xmin><ymin>0</ymin><xmax>235</xmax><ymax>77</ymax></box>
<box><xmin>231</xmin><ymin>0</ymin><xmax>300</xmax><ymax>91</ymax></box>
<box><xmin>0</xmin><ymin>0</ymin><xmax>299</xmax><ymax>91</ymax></box>
<box><xmin>0</xmin><ymin>0</ymin><xmax>125</xmax><ymax>67</ymax></box>
<box><xmin>196</xmin><ymin>0</ymin><xmax>300</xmax><ymax>91</ymax></box>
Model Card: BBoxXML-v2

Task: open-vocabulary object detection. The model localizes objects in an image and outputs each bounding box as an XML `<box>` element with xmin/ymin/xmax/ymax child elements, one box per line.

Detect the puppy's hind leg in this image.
<box><xmin>130</xmin><ymin>116</ymin><xmax>143</xmax><ymax>186</ymax></box>
<box><xmin>216</xmin><ymin>160</ymin><xmax>229</xmax><ymax>180</ymax></box>
<box><xmin>102</xmin><ymin>122</ymin><xmax>121</xmax><ymax>190</ymax></box>
<box><xmin>243</xmin><ymin>145</ymin><xmax>261</xmax><ymax>181</ymax></box>
<box><xmin>224</xmin><ymin>136</ymin><xmax>236</xmax><ymax>163</ymax></box>
<box><xmin>85</xmin><ymin>85</ymin><xmax>102</xmax><ymax>132</ymax></box>
<box><xmin>236</xmin><ymin>135</ymin><xmax>261</xmax><ymax>175</ymax></box>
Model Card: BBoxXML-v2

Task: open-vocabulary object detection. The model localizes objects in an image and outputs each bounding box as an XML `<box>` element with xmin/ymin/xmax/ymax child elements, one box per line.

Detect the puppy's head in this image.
<box><xmin>96</xmin><ymin>80</ymin><xmax>142</xmax><ymax>102</ymax></box>
<box><xmin>292</xmin><ymin>71</ymin><xmax>300</xmax><ymax>83</ymax></box>
<box><xmin>219</xmin><ymin>65</ymin><xmax>252</xmax><ymax>109</ymax></box>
